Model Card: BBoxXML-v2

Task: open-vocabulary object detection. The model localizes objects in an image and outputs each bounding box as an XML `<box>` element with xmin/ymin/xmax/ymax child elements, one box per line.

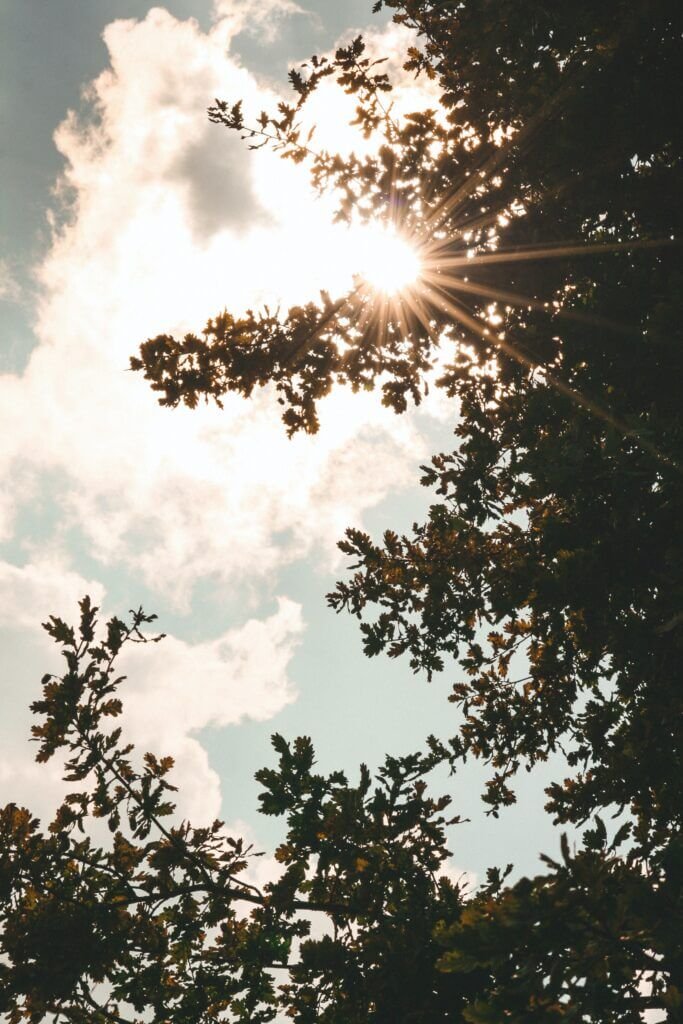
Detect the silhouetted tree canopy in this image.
<box><xmin>3</xmin><ymin>1</ymin><xmax>682</xmax><ymax>1020</ymax></box>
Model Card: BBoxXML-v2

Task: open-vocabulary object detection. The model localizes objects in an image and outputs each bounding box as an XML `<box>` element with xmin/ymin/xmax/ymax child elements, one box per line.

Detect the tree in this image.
<box><xmin>0</xmin><ymin>600</ymin><xmax>481</xmax><ymax>1022</ymax></box>
<box><xmin>2</xmin><ymin>0</ymin><xmax>682</xmax><ymax>1020</ymax></box>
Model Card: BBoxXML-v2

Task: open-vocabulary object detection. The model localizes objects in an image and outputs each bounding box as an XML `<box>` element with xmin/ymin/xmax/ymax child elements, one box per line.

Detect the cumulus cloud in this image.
<box><xmin>0</xmin><ymin>557</ymin><xmax>105</xmax><ymax>633</ymax></box>
<box><xmin>0</xmin><ymin>6</ymin><xmax>447</xmax><ymax>833</ymax></box>
<box><xmin>284</xmin><ymin>20</ymin><xmax>442</xmax><ymax>161</ymax></box>
<box><xmin>0</xmin><ymin>6</ymin><xmax>431</xmax><ymax>609</ymax></box>
<box><xmin>0</xmin><ymin>558</ymin><xmax>303</xmax><ymax>826</ymax></box>
<box><xmin>213</xmin><ymin>0</ymin><xmax>309</xmax><ymax>44</ymax></box>
<box><xmin>119</xmin><ymin>597</ymin><xmax>304</xmax><ymax>821</ymax></box>
<box><xmin>0</xmin><ymin>559</ymin><xmax>107</xmax><ymax>821</ymax></box>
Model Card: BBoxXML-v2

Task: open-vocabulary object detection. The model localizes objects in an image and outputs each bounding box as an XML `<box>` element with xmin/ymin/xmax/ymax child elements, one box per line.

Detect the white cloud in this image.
<box><xmin>0</xmin><ymin>559</ymin><xmax>107</xmax><ymax>821</ymax></box>
<box><xmin>0</xmin><ymin>757</ymin><xmax>68</xmax><ymax>826</ymax></box>
<box><xmin>0</xmin><ymin>557</ymin><xmax>106</xmax><ymax>634</ymax></box>
<box><xmin>212</xmin><ymin>0</ymin><xmax>308</xmax><ymax>44</ymax></box>
<box><xmin>0</xmin><ymin>6</ymin><xmax>433</xmax><ymax>609</ymax></box>
<box><xmin>126</xmin><ymin>594</ymin><xmax>302</xmax><ymax>728</ymax></box>
<box><xmin>0</xmin><ymin>7</ymin><xmax>450</xmax><ymax>835</ymax></box>
<box><xmin>117</xmin><ymin>596</ymin><xmax>303</xmax><ymax>823</ymax></box>
<box><xmin>0</xmin><ymin>557</ymin><xmax>302</xmax><ymax>826</ymax></box>
<box><xmin>283</xmin><ymin>20</ymin><xmax>442</xmax><ymax>161</ymax></box>
<box><xmin>439</xmin><ymin>858</ymin><xmax>478</xmax><ymax>899</ymax></box>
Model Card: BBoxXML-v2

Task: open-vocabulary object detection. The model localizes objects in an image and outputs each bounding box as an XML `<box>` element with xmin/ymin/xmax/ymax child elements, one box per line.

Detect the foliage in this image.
<box><xmin>3</xmin><ymin>0</ymin><xmax>683</xmax><ymax>1020</ymax></box>
<box><xmin>0</xmin><ymin>600</ymin><xmax>479</xmax><ymax>1022</ymax></box>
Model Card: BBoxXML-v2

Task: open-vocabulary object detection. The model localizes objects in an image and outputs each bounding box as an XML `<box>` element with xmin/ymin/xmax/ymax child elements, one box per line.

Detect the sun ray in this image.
<box><xmin>423</xmin><ymin>236</ymin><xmax>678</xmax><ymax>272</ymax></box>
<box><xmin>417</xmin><ymin>275</ymin><xmax>680</xmax><ymax>473</ymax></box>
<box><xmin>400</xmin><ymin>288</ymin><xmax>440</xmax><ymax>344</ymax></box>
<box><xmin>419</xmin><ymin>268</ymin><xmax>634</xmax><ymax>335</ymax></box>
<box><xmin>419</xmin><ymin>45</ymin><xmax>611</xmax><ymax>241</ymax></box>
<box><xmin>280</xmin><ymin>60</ymin><xmax>679</xmax><ymax>471</ymax></box>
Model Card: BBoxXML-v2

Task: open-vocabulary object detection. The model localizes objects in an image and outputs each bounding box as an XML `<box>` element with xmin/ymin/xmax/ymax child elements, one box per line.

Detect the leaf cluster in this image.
<box><xmin>1</xmin><ymin>606</ymin><xmax>482</xmax><ymax>1022</ymax></box>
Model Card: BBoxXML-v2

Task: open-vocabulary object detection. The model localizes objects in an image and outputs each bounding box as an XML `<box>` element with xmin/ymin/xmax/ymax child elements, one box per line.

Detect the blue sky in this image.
<box><xmin>0</xmin><ymin>0</ymin><xmax>563</xmax><ymax>887</ymax></box>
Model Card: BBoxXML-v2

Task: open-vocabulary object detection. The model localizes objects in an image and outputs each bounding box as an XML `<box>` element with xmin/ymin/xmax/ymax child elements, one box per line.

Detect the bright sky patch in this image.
<box><xmin>358</xmin><ymin>225</ymin><xmax>422</xmax><ymax>294</ymax></box>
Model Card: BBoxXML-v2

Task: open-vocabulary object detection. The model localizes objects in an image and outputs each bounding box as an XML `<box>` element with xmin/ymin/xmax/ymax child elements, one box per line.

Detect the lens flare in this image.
<box><xmin>359</xmin><ymin>226</ymin><xmax>422</xmax><ymax>295</ymax></box>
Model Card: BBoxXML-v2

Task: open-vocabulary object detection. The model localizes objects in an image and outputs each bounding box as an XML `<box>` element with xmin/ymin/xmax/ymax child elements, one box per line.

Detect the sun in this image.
<box><xmin>358</xmin><ymin>225</ymin><xmax>422</xmax><ymax>295</ymax></box>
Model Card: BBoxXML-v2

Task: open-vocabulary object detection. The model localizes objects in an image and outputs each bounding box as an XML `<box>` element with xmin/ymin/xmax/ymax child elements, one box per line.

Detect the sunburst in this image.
<box><xmin>331</xmin><ymin>205</ymin><xmax>679</xmax><ymax>471</ymax></box>
<box><xmin>358</xmin><ymin>224</ymin><xmax>423</xmax><ymax>296</ymax></box>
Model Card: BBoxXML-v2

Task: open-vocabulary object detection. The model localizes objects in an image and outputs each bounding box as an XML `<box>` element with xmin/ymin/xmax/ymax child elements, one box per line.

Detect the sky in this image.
<box><xmin>0</xmin><ymin>0</ymin><xmax>568</xmax><ymax>895</ymax></box>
